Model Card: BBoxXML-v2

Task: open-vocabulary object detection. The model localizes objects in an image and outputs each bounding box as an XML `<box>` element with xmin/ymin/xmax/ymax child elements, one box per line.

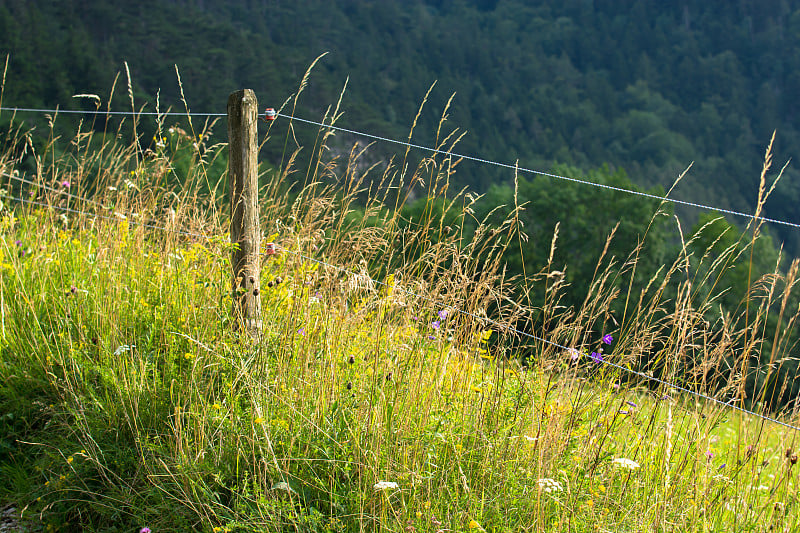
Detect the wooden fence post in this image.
<box><xmin>227</xmin><ymin>89</ymin><xmax>261</xmax><ymax>336</ymax></box>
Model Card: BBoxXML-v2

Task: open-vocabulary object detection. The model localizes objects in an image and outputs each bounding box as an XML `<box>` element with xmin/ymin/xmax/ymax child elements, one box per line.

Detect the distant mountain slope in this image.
<box><xmin>1</xmin><ymin>0</ymin><xmax>799</xmax><ymax>250</ymax></box>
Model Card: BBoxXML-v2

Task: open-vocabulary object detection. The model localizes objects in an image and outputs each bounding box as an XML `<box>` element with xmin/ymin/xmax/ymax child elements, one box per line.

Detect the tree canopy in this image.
<box><xmin>1</xmin><ymin>1</ymin><xmax>798</xmax><ymax>251</ymax></box>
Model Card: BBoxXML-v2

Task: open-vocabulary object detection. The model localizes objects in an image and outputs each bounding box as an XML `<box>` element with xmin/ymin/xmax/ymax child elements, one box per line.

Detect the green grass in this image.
<box><xmin>1</xmin><ymin>86</ymin><xmax>800</xmax><ymax>532</ymax></box>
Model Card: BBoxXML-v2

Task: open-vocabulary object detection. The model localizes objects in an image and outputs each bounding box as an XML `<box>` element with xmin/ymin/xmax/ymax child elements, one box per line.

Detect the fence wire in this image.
<box><xmin>4</xmin><ymin>103</ymin><xmax>800</xmax><ymax>431</ymax></box>
<box><xmin>4</xmin><ymin>105</ymin><xmax>800</xmax><ymax>231</ymax></box>
<box><xmin>3</xmin><ymin>191</ymin><xmax>799</xmax><ymax>433</ymax></box>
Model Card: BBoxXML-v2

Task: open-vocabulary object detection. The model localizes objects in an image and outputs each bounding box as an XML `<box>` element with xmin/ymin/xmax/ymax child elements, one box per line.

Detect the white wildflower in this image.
<box><xmin>612</xmin><ymin>457</ymin><xmax>641</xmax><ymax>470</ymax></box>
<box><xmin>536</xmin><ymin>478</ymin><xmax>563</xmax><ymax>493</ymax></box>
<box><xmin>348</xmin><ymin>272</ymin><xmax>375</xmax><ymax>293</ymax></box>
<box><xmin>113</xmin><ymin>344</ymin><xmax>134</xmax><ymax>356</ymax></box>
<box><xmin>373</xmin><ymin>481</ymin><xmax>399</xmax><ymax>491</ymax></box>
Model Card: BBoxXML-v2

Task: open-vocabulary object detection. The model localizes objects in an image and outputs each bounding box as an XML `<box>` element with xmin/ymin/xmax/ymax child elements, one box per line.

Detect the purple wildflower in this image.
<box><xmin>140</xmin><ymin>528</ymin><xmax>151</xmax><ymax>533</ymax></box>
<box><xmin>431</xmin><ymin>320</ymin><xmax>441</xmax><ymax>330</ymax></box>
<box><xmin>602</xmin><ymin>334</ymin><xmax>613</xmax><ymax>345</ymax></box>
<box><xmin>297</xmin><ymin>327</ymin><xmax>306</xmax><ymax>336</ymax></box>
<box><xmin>437</xmin><ymin>309</ymin><xmax>448</xmax><ymax>320</ymax></box>
<box><xmin>626</xmin><ymin>401</ymin><xmax>637</xmax><ymax>408</ymax></box>
<box><xmin>15</xmin><ymin>240</ymin><xmax>22</xmax><ymax>247</ymax></box>
<box><xmin>589</xmin><ymin>351</ymin><xmax>603</xmax><ymax>363</ymax></box>
<box><xmin>705</xmin><ymin>450</ymin><xmax>714</xmax><ymax>460</ymax></box>
<box><xmin>61</xmin><ymin>180</ymin><xmax>70</xmax><ymax>188</ymax></box>
<box><xmin>569</xmin><ymin>348</ymin><xmax>580</xmax><ymax>361</ymax></box>
<box><xmin>427</xmin><ymin>335</ymin><xmax>436</xmax><ymax>340</ymax></box>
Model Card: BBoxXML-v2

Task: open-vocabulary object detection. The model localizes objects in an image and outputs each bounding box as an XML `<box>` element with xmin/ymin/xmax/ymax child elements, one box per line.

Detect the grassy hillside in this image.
<box><xmin>1</xmin><ymin>89</ymin><xmax>800</xmax><ymax>531</ymax></box>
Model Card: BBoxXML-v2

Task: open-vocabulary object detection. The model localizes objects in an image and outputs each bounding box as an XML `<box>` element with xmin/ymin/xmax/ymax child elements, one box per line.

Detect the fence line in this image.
<box><xmin>4</xmin><ymin>102</ymin><xmax>800</xmax><ymax>430</ymax></box>
<box><xmin>4</xmin><ymin>191</ymin><xmax>799</xmax><ymax>433</ymax></box>
<box><xmin>286</xmin><ymin>247</ymin><xmax>800</xmax><ymax>433</ymax></box>
<box><xmin>4</xmin><ymin>172</ymin><xmax>105</xmax><ymax>207</ymax></box>
<box><xmin>1</xmin><ymin>172</ymin><xmax>197</xmax><ymax>236</ymax></box>
<box><xmin>4</xmin><ymin>105</ymin><xmax>800</xmax><ymax>232</ymax></box>
<box><xmin>3</xmin><ymin>192</ymin><xmax>208</xmax><ymax>238</ymax></box>
<box><xmin>286</xmin><ymin>114</ymin><xmax>800</xmax><ymax>230</ymax></box>
<box><xmin>2</xmin><ymin>106</ymin><xmax>224</xmax><ymax>117</ymax></box>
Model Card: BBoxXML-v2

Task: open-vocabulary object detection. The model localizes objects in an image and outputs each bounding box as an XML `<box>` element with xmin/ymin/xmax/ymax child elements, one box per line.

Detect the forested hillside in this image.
<box><xmin>1</xmin><ymin>0</ymin><xmax>798</xmax><ymax>250</ymax></box>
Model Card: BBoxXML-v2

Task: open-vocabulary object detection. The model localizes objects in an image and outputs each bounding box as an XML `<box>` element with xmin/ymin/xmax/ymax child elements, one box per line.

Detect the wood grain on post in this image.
<box><xmin>228</xmin><ymin>89</ymin><xmax>262</xmax><ymax>336</ymax></box>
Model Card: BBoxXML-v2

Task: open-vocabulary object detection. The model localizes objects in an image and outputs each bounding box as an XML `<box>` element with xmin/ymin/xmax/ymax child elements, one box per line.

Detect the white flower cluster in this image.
<box><xmin>536</xmin><ymin>478</ymin><xmax>564</xmax><ymax>493</ymax></box>
<box><xmin>373</xmin><ymin>481</ymin><xmax>399</xmax><ymax>491</ymax></box>
<box><xmin>612</xmin><ymin>457</ymin><xmax>641</xmax><ymax>470</ymax></box>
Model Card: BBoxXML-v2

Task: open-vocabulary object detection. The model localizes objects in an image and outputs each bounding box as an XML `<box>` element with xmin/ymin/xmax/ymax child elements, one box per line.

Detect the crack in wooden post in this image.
<box><xmin>228</xmin><ymin>89</ymin><xmax>262</xmax><ymax>337</ymax></box>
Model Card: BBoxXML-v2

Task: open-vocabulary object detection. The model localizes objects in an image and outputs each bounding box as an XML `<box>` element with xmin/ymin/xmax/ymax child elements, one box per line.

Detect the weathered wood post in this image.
<box><xmin>227</xmin><ymin>89</ymin><xmax>261</xmax><ymax>336</ymax></box>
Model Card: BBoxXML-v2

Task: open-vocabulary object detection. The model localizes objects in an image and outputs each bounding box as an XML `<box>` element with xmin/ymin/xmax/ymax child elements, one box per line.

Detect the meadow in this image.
<box><xmin>1</xmin><ymin>74</ymin><xmax>800</xmax><ymax>532</ymax></box>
